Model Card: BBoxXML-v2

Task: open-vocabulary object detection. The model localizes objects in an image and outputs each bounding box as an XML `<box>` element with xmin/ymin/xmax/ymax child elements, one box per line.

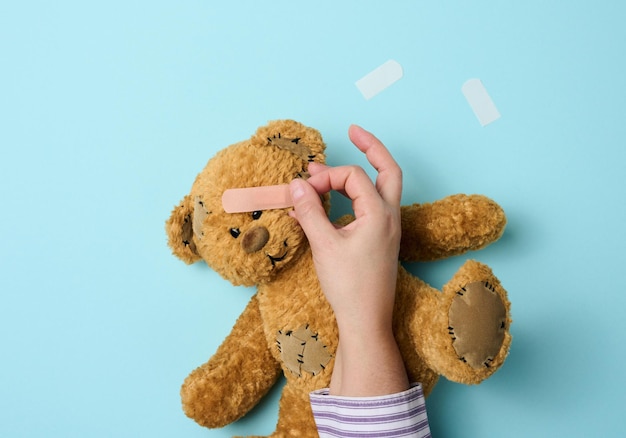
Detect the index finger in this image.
<box><xmin>348</xmin><ymin>125</ymin><xmax>402</xmax><ymax>207</ymax></box>
<box><xmin>305</xmin><ymin>164</ymin><xmax>384</xmax><ymax>218</ymax></box>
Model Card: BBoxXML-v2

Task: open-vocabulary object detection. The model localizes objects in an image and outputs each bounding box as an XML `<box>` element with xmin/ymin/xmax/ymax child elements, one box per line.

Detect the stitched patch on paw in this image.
<box><xmin>276</xmin><ymin>324</ymin><xmax>331</xmax><ymax>377</ymax></box>
<box><xmin>449</xmin><ymin>281</ymin><xmax>507</xmax><ymax>369</ymax></box>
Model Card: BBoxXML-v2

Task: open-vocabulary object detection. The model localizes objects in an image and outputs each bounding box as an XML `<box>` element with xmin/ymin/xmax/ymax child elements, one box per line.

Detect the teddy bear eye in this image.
<box><xmin>230</xmin><ymin>228</ymin><xmax>241</xmax><ymax>238</ymax></box>
<box><xmin>252</xmin><ymin>211</ymin><xmax>262</xmax><ymax>220</ymax></box>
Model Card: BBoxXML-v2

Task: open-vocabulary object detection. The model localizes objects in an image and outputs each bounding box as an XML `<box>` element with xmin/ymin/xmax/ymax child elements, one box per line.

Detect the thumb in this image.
<box><xmin>289</xmin><ymin>179</ymin><xmax>335</xmax><ymax>242</ymax></box>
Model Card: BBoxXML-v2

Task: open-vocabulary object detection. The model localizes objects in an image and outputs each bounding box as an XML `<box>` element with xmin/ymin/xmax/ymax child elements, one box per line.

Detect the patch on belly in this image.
<box><xmin>276</xmin><ymin>324</ymin><xmax>331</xmax><ymax>377</ymax></box>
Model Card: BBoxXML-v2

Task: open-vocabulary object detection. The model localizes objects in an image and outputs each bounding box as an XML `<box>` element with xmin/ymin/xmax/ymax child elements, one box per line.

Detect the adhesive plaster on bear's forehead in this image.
<box><xmin>222</xmin><ymin>185</ymin><xmax>293</xmax><ymax>213</ymax></box>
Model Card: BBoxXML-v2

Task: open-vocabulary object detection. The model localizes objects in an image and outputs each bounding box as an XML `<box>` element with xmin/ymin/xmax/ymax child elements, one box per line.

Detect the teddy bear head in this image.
<box><xmin>166</xmin><ymin>120</ymin><xmax>328</xmax><ymax>286</ymax></box>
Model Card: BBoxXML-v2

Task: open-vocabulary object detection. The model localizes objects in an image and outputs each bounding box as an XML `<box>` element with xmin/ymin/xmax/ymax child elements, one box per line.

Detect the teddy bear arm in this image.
<box><xmin>180</xmin><ymin>295</ymin><xmax>282</xmax><ymax>428</ymax></box>
<box><xmin>399</xmin><ymin>194</ymin><xmax>506</xmax><ymax>262</ymax></box>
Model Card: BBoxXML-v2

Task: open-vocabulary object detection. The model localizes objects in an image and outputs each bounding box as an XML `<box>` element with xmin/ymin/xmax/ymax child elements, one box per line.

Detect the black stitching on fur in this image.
<box><xmin>268</xmin><ymin>252</ymin><xmax>287</xmax><ymax>267</ymax></box>
<box><xmin>268</xmin><ymin>241</ymin><xmax>288</xmax><ymax>266</ymax></box>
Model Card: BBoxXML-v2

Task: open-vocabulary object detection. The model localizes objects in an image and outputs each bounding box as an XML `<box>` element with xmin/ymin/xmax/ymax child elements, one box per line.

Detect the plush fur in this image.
<box><xmin>166</xmin><ymin>120</ymin><xmax>512</xmax><ymax>437</ymax></box>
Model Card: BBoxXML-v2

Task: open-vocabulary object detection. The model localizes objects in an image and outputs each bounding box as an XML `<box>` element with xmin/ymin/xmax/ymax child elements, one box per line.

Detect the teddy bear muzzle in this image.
<box><xmin>241</xmin><ymin>226</ymin><xmax>270</xmax><ymax>253</ymax></box>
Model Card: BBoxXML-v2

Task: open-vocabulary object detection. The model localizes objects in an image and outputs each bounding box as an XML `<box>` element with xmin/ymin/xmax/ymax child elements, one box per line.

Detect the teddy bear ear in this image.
<box><xmin>165</xmin><ymin>195</ymin><xmax>202</xmax><ymax>264</ymax></box>
<box><xmin>250</xmin><ymin>119</ymin><xmax>326</xmax><ymax>164</ymax></box>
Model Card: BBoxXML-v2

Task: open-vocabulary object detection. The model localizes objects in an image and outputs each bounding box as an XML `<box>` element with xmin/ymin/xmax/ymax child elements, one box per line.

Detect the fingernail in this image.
<box><xmin>289</xmin><ymin>179</ymin><xmax>305</xmax><ymax>201</ymax></box>
<box><xmin>350</xmin><ymin>124</ymin><xmax>365</xmax><ymax>134</ymax></box>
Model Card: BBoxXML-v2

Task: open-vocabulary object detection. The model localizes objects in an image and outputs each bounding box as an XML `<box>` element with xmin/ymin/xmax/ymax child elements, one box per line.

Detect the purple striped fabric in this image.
<box><xmin>309</xmin><ymin>384</ymin><xmax>431</xmax><ymax>437</ymax></box>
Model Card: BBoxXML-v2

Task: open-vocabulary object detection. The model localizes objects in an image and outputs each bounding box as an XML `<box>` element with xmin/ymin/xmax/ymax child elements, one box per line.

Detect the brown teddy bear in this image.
<box><xmin>165</xmin><ymin>119</ymin><xmax>511</xmax><ymax>437</ymax></box>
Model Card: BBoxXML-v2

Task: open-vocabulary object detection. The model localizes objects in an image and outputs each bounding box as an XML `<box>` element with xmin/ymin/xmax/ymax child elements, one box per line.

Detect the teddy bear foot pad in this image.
<box><xmin>448</xmin><ymin>281</ymin><xmax>507</xmax><ymax>369</ymax></box>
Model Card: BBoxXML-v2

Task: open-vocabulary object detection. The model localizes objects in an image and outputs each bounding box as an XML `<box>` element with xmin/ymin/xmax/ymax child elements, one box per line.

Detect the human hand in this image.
<box><xmin>289</xmin><ymin>125</ymin><xmax>402</xmax><ymax>334</ymax></box>
<box><xmin>289</xmin><ymin>125</ymin><xmax>407</xmax><ymax>396</ymax></box>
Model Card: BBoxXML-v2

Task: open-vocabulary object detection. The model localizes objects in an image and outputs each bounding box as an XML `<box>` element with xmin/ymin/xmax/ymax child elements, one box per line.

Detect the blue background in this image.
<box><xmin>2</xmin><ymin>1</ymin><xmax>625</xmax><ymax>436</ymax></box>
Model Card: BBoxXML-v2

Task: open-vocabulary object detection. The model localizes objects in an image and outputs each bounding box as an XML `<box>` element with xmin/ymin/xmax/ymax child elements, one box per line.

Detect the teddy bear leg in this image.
<box><xmin>423</xmin><ymin>259</ymin><xmax>512</xmax><ymax>384</ymax></box>
<box><xmin>268</xmin><ymin>382</ymin><xmax>320</xmax><ymax>438</ymax></box>
<box><xmin>230</xmin><ymin>382</ymin><xmax>317</xmax><ymax>438</ymax></box>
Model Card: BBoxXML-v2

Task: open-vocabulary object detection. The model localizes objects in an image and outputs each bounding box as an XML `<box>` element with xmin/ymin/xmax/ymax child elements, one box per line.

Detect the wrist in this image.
<box><xmin>336</xmin><ymin>321</ymin><xmax>397</xmax><ymax>353</ymax></box>
<box><xmin>331</xmin><ymin>330</ymin><xmax>409</xmax><ymax>397</ymax></box>
<box><xmin>333</xmin><ymin>303</ymin><xmax>395</xmax><ymax>338</ymax></box>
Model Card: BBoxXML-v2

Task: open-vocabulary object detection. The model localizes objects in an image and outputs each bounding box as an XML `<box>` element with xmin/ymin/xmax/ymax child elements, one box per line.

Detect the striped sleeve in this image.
<box><xmin>309</xmin><ymin>383</ymin><xmax>431</xmax><ymax>438</ymax></box>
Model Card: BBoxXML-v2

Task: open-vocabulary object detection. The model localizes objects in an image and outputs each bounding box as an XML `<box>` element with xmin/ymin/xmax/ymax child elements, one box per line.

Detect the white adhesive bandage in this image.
<box><xmin>462</xmin><ymin>79</ymin><xmax>501</xmax><ymax>126</ymax></box>
<box><xmin>355</xmin><ymin>60</ymin><xmax>403</xmax><ymax>100</ymax></box>
<box><xmin>222</xmin><ymin>185</ymin><xmax>293</xmax><ymax>213</ymax></box>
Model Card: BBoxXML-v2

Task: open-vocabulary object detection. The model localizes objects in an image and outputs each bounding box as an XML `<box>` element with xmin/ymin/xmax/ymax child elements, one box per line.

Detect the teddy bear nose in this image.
<box><xmin>241</xmin><ymin>226</ymin><xmax>270</xmax><ymax>253</ymax></box>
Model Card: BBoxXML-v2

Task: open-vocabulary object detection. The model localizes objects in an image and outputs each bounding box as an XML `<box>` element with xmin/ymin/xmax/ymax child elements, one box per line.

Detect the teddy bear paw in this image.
<box><xmin>448</xmin><ymin>281</ymin><xmax>508</xmax><ymax>369</ymax></box>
